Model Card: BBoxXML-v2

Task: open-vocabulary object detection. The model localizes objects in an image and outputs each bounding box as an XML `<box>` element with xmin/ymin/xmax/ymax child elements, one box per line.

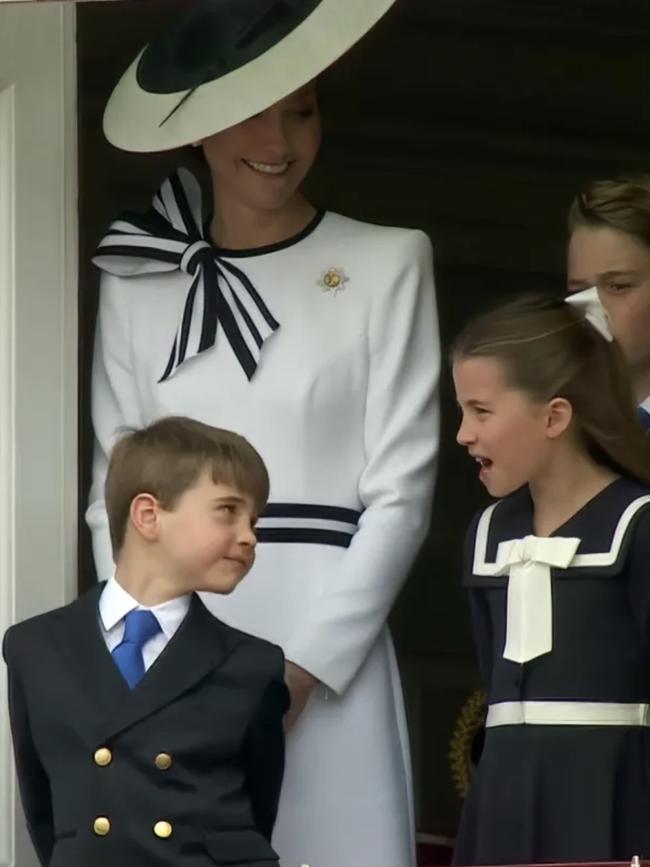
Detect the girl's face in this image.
<box><xmin>201</xmin><ymin>83</ymin><xmax>321</xmax><ymax>214</ymax></box>
<box><xmin>568</xmin><ymin>225</ymin><xmax>650</xmax><ymax>393</ymax></box>
<box><xmin>453</xmin><ymin>356</ymin><xmax>553</xmax><ymax>497</ymax></box>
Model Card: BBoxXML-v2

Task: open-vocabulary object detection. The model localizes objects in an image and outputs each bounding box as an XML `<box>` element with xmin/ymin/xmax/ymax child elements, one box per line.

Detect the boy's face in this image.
<box><xmin>158</xmin><ymin>472</ymin><xmax>258</xmax><ymax>595</ymax></box>
<box><xmin>568</xmin><ymin>225</ymin><xmax>650</xmax><ymax>399</ymax></box>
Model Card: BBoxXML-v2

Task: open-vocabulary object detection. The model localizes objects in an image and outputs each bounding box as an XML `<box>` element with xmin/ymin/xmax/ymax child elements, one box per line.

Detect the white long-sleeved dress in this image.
<box><xmin>88</xmin><ymin>171</ymin><xmax>440</xmax><ymax>867</ymax></box>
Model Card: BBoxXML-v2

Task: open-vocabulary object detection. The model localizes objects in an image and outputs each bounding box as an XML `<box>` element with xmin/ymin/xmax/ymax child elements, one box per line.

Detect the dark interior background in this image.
<box><xmin>76</xmin><ymin>0</ymin><xmax>650</xmax><ymax>836</ymax></box>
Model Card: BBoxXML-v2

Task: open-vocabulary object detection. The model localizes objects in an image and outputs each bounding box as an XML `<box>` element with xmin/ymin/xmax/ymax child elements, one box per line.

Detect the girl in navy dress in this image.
<box><xmin>452</xmin><ymin>289</ymin><xmax>650</xmax><ymax>865</ymax></box>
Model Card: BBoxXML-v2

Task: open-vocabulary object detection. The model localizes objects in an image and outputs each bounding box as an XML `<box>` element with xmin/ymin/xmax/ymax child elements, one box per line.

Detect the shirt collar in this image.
<box><xmin>99</xmin><ymin>575</ymin><xmax>191</xmax><ymax>640</ymax></box>
<box><xmin>640</xmin><ymin>395</ymin><xmax>650</xmax><ymax>413</ymax></box>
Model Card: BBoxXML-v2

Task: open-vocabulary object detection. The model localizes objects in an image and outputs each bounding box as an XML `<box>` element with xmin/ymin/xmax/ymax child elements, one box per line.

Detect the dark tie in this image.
<box><xmin>638</xmin><ymin>406</ymin><xmax>650</xmax><ymax>433</ymax></box>
<box><xmin>111</xmin><ymin>609</ymin><xmax>162</xmax><ymax>689</ymax></box>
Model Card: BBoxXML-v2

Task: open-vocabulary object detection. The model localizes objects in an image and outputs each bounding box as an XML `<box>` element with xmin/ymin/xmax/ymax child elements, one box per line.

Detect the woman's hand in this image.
<box><xmin>284</xmin><ymin>661</ymin><xmax>319</xmax><ymax>731</ymax></box>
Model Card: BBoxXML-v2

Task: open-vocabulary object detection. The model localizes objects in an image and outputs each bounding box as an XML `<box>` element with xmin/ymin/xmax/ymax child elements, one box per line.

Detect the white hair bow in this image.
<box><xmin>565</xmin><ymin>286</ymin><xmax>614</xmax><ymax>342</ymax></box>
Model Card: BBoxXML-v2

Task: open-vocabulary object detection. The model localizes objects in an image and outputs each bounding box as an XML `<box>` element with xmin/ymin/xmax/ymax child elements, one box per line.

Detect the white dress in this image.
<box><xmin>87</xmin><ymin>170</ymin><xmax>440</xmax><ymax>867</ymax></box>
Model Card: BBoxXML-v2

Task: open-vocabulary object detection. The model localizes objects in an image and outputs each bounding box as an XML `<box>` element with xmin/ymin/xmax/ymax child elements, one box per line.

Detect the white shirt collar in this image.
<box><xmin>99</xmin><ymin>575</ymin><xmax>191</xmax><ymax>640</ymax></box>
<box><xmin>640</xmin><ymin>395</ymin><xmax>650</xmax><ymax>413</ymax></box>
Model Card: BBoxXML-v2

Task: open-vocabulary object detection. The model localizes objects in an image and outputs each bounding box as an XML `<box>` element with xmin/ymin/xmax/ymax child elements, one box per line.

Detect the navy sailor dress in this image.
<box><xmin>455</xmin><ymin>476</ymin><xmax>650</xmax><ymax>865</ymax></box>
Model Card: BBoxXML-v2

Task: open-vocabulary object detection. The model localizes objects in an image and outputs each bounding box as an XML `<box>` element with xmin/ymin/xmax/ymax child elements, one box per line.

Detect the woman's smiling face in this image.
<box><xmin>201</xmin><ymin>83</ymin><xmax>322</xmax><ymax>214</ymax></box>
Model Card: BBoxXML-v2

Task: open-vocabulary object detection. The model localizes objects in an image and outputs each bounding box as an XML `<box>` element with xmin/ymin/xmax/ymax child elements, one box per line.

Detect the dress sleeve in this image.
<box><xmin>462</xmin><ymin>513</ymin><xmax>494</xmax><ymax>690</ymax></box>
<box><xmin>626</xmin><ymin>506</ymin><xmax>650</xmax><ymax>639</ymax></box>
<box><xmin>468</xmin><ymin>591</ymin><xmax>493</xmax><ymax>691</ymax></box>
<box><xmin>284</xmin><ymin>230</ymin><xmax>440</xmax><ymax>693</ymax></box>
<box><xmin>86</xmin><ymin>272</ymin><xmax>145</xmax><ymax>581</ymax></box>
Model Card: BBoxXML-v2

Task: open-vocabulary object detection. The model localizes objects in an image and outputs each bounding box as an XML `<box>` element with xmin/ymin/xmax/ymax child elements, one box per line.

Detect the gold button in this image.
<box><xmin>94</xmin><ymin>747</ymin><xmax>112</xmax><ymax>767</ymax></box>
<box><xmin>154</xmin><ymin>752</ymin><xmax>172</xmax><ymax>770</ymax></box>
<box><xmin>153</xmin><ymin>820</ymin><xmax>173</xmax><ymax>839</ymax></box>
<box><xmin>93</xmin><ymin>816</ymin><xmax>111</xmax><ymax>836</ymax></box>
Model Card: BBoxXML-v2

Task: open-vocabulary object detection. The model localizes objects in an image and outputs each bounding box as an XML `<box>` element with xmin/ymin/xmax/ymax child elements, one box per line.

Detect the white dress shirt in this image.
<box><xmin>98</xmin><ymin>576</ymin><xmax>191</xmax><ymax>671</ymax></box>
<box><xmin>641</xmin><ymin>395</ymin><xmax>650</xmax><ymax>413</ymax></box>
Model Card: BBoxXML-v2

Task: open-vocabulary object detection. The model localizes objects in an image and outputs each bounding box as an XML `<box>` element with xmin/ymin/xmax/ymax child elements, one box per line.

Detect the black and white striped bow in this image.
<box><xmin>93</xmin><ymin>168</ymin><xmax>280</xmax><ymax>382</ymax></box>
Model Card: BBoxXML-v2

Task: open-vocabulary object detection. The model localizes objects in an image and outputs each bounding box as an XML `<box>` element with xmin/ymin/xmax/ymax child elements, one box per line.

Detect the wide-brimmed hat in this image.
<box><xmin>104</xmin><ymin>0</ymin><xmax>398</xmax><ymax>153</ymax></box>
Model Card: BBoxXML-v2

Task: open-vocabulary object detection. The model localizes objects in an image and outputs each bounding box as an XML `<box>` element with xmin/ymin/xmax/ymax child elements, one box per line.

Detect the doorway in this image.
<box><xmin>76</xmin><ymin>0</ymin><xmax>650</xmax><ymax>842</ymax></box>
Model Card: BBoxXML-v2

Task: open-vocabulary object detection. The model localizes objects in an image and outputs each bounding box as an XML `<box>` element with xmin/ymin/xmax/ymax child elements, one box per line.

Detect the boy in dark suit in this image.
<box><xmin>3</xmin><ymin>416</ymin><xmax>289</xmax><ymax>867</ymax></box>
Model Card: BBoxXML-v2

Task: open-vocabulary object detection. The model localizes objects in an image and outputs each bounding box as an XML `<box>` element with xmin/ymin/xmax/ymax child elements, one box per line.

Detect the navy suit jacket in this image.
<box><xmin>3</xmin><ymin>585</ymin><xmax>289</xmax><ymax>867</ymax></box>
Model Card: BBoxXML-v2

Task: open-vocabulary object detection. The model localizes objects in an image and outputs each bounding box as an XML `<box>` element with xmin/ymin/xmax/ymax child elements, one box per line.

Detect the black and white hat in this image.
<box><xmin>104</xmin><ymin>0</ymin><xmax>398</xmax><ymax>153</ymax></box>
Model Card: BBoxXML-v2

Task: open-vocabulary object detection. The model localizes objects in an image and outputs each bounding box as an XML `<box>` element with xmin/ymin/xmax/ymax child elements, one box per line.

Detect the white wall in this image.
<box><xmin>0</xmin><ymin>3</ymin><xmax>78</xmax><ymax>864</ymax></box>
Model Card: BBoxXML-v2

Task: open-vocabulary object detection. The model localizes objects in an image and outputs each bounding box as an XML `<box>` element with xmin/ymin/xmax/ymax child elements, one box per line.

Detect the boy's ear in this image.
<box><xmin>129</xmin><ymin>493</ymin><xmax>162</xmax><ymax>542</ymax></box>
<box><xmin>545</xmin><ymin>397</ymin><xmax>573</xmax><ymax>439</ymax></box>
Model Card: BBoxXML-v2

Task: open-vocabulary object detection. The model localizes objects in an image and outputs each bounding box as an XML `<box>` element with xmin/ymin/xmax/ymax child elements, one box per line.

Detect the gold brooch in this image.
<box><xmin>318</xmin><ymin>267</ymin><xmax>349</xmax><ymax>295</ymax></box>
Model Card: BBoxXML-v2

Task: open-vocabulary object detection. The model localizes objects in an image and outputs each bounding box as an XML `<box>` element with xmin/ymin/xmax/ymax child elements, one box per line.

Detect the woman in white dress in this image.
<box><xmin>88</xmin><ymin>2</ymin><xmax>440</xmax><ymax>864</ymax></box>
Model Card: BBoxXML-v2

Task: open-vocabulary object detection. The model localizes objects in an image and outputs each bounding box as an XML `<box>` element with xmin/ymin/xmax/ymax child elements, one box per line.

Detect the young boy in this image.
<box><xmin>3</xmin><ymin>416</ymin><xmax>289</xmax><ymax>867</ymax></box>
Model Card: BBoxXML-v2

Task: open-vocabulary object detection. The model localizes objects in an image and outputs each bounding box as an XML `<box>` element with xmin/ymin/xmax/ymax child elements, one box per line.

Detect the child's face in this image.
<box><xmin>158</xmin><ymin>472</ymin><xmax>258</xmax><ymax>594</ymax></box>
<box><xmin>568</xmin><ymin>225</ymin><xmax>650</xmax><ymax>393</ymax></box>
<box><xmin>453</xmin><ymin>356</ymin><xmax>551</xmax><ymax>498</ymax></box>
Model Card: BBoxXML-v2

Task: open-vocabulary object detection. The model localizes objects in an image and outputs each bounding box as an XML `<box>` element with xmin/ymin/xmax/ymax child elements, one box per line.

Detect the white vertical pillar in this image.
<box><xmin>0</xmin><ymin>80</ymin><xmax>17</xmax><ymax>867</ymax></box>
<box><xmin>0</xmin><ymin>4</ymin><xmax>78</xmax><ymax>865</ymax></box>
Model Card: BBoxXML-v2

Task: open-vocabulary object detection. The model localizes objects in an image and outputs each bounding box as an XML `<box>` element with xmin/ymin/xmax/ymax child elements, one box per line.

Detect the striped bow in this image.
<box><xmin>92</xmin><ymin>168</ymin><xmax>280</xmax><ymax>382</ymax></box>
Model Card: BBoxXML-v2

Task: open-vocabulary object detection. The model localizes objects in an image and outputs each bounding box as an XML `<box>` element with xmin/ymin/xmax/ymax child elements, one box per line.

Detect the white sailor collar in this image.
<box><xmin>466</xmin><ymin>477</ymin><xmax>650</xmax><ymax>587</ymax></box>
<box><xmin>466</xmin><ymin>478</ymin><xmax>650</xmax><ymax>663</ymax></box>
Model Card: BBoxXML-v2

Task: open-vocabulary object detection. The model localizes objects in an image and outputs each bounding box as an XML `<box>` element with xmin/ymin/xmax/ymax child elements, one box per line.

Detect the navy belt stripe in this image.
<box><xmin>261</xmin><ymin>503</ymin><xmax>361</xmax><ymax>523</ymax></box>
<box><xmin>255</xmin><ymin>529</ymin><xmax>355</xmax><ymax>548</ymax></box>
<box><xmin>256</xmin><ymin>503</ymin><xmax>362</xmax><ymax>548</ymax></box>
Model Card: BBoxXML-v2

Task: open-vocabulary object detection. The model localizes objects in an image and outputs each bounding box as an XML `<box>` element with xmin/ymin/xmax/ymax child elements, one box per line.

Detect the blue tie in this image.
<box><xmin>112</xmin><ymin>610</ymin><xmax>161</xmax><ymax>689</ymax></box>
<box><xmin>639</xmin><ymin>406</ymin><xmax>650</xmax><ymax>433</ymax></box>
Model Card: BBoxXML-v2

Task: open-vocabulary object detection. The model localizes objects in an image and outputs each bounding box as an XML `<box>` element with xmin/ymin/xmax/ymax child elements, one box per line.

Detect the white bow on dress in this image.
<box><xmin>488</xmin><ymin>535</ymin><xmax>581</xmax><ymax>664</ymax></box>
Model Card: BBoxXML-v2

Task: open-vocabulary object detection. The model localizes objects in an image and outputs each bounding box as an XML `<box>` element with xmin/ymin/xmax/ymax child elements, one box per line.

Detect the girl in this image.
<box><xmin>452</xmin><ymin>290</ymin><xmax>650</xmax><ymax>864</ymax></box>
<box><xmin>87</xmin><ymin>2</ymin><xmax>440</xmax><ymax>865</ymax></box>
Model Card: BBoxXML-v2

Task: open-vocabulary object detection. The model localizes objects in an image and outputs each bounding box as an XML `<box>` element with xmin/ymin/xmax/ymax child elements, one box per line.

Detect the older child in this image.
<box><xmin>4</xmin><ymin>416</ymin><xmax>288</xmax><ymax>867</ymax></box>
<box><xmin>453</xmin><ymin>291</ymin><xmax>650</xmax><ymax>864</ymax></box>
<box><xmin>568</xmin><ymin>175</ymin><xmax>650</xmax><ymax>429</ymax></box>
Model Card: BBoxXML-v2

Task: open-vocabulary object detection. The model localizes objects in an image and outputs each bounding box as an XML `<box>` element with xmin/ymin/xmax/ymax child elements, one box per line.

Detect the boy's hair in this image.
<box><xmin>568</xmin><ymin>174</ymin><xmax>650</xmax><ymax>250</ymax></box>
<box><xmin>451</xmin><ymin>294</ymin><xmax>650</xmax><ymax>487</ymax></box>
<box><xmin>105</xmin><ymin>416</ymin><xmax>270</xmax><ymax>555</ymax></box>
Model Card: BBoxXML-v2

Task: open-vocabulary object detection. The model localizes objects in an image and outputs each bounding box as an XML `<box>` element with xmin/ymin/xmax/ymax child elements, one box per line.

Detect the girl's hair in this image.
<box><xmin>452</xmin><ymin>294</ymin><xmax>650</xmax><ymax>486</ymax></box>
<box><xmin>568</xmin><ymin>174</ymin><xmax>650</xmax><ymax>250</ymax></box>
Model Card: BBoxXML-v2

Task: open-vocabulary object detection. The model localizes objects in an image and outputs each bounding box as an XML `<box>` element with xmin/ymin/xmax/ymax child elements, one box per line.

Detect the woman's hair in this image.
<box><xmin>452</xmin><ymin>294</ymin><xmax>650</xmax><ymax>486</ymax></box>
<box><xmin>568</xmin><ymin>174</ymin><xmax>650</xmax><ymax>251</ymax></box>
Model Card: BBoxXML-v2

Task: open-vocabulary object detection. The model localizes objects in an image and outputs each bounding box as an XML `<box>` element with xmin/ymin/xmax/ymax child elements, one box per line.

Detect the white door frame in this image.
<box><xmin>0</xmin><ymin>3</ymin><xmax>78</xmax><ymax>865</ymax></box>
